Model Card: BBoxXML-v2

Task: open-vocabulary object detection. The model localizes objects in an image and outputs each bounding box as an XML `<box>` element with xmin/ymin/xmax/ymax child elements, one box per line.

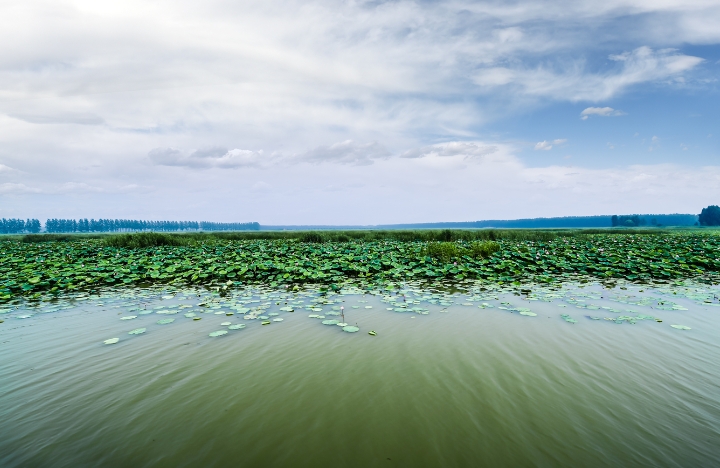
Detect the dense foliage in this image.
<box><xmin>1</xmin><ymin>232</ymin><xmax>720</xmax><ymax>301</ymax></box>
<box><xmin>43</xmin><ymin>219</ymin><xmax>259</xmax><ymax>233</ymax></box>
<box><xmin>699</xmin><ymin>206</ymin><xmax>720</xmax><ymax>227</ymax></box>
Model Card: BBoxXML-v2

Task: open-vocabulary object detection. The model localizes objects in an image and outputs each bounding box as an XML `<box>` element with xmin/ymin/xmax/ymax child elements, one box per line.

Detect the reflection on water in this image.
<box><xmin>1</xmin><ymin>280</ymin><xmax>720</xmax><ymax>467</ymax></box>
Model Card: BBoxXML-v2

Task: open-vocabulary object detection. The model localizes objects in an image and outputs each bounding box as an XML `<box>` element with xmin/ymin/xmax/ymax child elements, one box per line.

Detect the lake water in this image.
<box><xmin>1</xmin><ymin>281</ymin><xmax>720</xmax><ymax>467</ymax></box>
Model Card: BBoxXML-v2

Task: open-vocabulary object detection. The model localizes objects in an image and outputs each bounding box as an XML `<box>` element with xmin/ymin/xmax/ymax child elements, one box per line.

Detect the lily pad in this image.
<box><xmin>670</xmin><ymin>325</ymin><xmax>691</xmax><ymax>330</ymax></box>
<box><xmin>272</xmin><ymin>318</ymin><xmax>283</xmax><ymax>322</ymax></box>
<box><xmin>157</xmin><ymin>318</ymin><xmax>175</xmax><ymax>325</ymax></box>
<box><xmin>322</xmin><ymin>319</ymin><xmax>339</xmax><ymax>325</ymax></box>
<box><xmin>120</xmin><ymin>315</ymin><xmax>137</xmax><ymax>320</ymax></box>
<box><xmin>221</xmin><ymin>321</ymin><xmax>231</xmax><ymax>326</ymax></box>
<box><xmin>519</xmin><ymin>311</ymin><xmax>537</xmax><ymax>316</ymax></box>
<box><xmin>261</xmin><ymin>321</ymin><xmax>271</xmax><ymax>325</ymax></box>
<box><xmin>128</xmin><ymin>328</ymin><xmax>146</xmax><ymax>335</ymax></box>
<box><xmin>342</xmin><ymin>326</ymin><xmax>360</xmax><ymax>333</ymax></box>
<box><xmin>209</xmin><ymin>330</ymin><xmax>228</xmax><ymax>337</ymax></box>
<box><xmin>228</xmin><ymin>324</ymin><xmax>246</xmax><ymax>330</ymax></box>
<box><xmin>103</xmin><ymin>338</ymin><xmax>119</xmax><ymax>345</ymax></box>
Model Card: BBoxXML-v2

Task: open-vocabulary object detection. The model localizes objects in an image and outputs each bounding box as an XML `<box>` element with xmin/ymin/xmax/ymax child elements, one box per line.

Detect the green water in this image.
<box><xmin>1</xmin><ymin>282</ymin><xmax>720</xmax><ymax>467</ymax></box>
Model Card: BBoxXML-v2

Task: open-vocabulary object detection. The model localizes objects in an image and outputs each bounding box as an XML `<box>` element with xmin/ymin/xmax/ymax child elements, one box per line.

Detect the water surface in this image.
<box><xmin>1</xmin><ymin>281</ymin><xmax>719</xmax><ymax>467</ymax></box>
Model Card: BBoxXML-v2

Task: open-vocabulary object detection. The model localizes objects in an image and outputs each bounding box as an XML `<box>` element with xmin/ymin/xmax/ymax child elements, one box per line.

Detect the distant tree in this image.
<box><xmin>699</xmin><ymin>205</ymin><xmax>720</xmax><ymax>226</ymax></box>
<box><xmin>26</xmin><ymin>219</ymin><xmax>41</xmax><ymax>233</ymax></box>
<box><xmin>611</xmin><ymin>215</ymin><xmax>618</xmax><ymax>227</ymax></box>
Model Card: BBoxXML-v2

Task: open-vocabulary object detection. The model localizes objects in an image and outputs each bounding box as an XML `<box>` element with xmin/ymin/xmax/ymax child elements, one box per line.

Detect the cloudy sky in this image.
<box><xmin>1</xmin><ymin>0</ymin><xmax>719</xmax><ymax>224</ymax></box>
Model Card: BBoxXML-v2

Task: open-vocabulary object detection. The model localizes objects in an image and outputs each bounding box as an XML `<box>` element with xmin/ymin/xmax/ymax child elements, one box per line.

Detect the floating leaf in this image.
<box><xmin>519</xmin><ymin>311</ymin><xmax>537</xmax><ymax>316</ymax></box>
<box><xmin>157</xmin><ymin>318</ymin><xmax>175</xmax><ymax>324</ymax></box>
<box><xmin>209</xmin><ymin>330</ymin><xmax>228</xmax><ymax>337</ymax></box>
<box><xmin>261</xmin><ymin>321</ymin><xmax>271</xmax><ymax>325</ymax></box>
<box><xmin>228</xmin><ymin>324</ymin><xmax>246</xmax><ymax>330</ymax></box>
<box><xmin>343</xmin><ymin>326</ymin><xmax>359</xmax><ymax>333</ymax></box>
<box><xmin>120</xmin><ymin>315</ymin><xmax>137</xmax><ymax>320</ymax></box>
<box><xmin>368</xmin><ymin>330</ymin><xmax>377</xmax><ymax>336</ymax></box>
<box><xmin>128</xmin><ymin>328</ymin><xmax>146</xmax><ymax>335</ymax></box>
<box><xmin>193</xmin><ymin>317</ymin><xmax>202</xmax><ymax>321</ymax></box>
<box><xmin>103</xmin><ymin>338</ymin><xmax>119</xmax><ymax>344</ymax></box>
<box><xmin>272</xmin><ymin>318</ymin><xmax>283</xmax><ymax>322</ymax></box>
<box><xmin>670</xmin><ymin>324</ymin><xmax>691</xmax><ymax>330</ymax></box>
<box><xmin>322</xmin><ymin>319</ymin><xmax>339</xmax><ymax>325</ymax></box>
<box><xmin>221</xmin><ymin>321</ymin><xmax>231</xmax><ymax>326</ymax></box>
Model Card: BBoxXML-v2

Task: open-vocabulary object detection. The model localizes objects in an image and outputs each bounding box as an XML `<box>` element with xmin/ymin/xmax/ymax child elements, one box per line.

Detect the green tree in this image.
<box><xmin>699</xmin><ymin>205</ymin><xmax>720</xmax><ymax>226</ymax></box>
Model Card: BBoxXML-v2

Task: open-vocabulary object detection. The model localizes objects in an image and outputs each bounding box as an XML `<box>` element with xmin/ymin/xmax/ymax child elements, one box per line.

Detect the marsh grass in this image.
<box><xmin>425</xmin><ymin>240</ymin><xmax>501</xmax><ymax>261</ymax></box>
<box><xmin>104</xmin><ymin>232</ymin><xmax>191</xmax><ymax>248</ymax></box>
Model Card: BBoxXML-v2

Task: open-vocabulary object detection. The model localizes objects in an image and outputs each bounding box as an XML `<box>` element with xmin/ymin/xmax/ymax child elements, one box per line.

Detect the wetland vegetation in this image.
<box><xmin>2</xmin><ymin>229</ymin><xmax>720</xmax><ymax>302</ymax></box>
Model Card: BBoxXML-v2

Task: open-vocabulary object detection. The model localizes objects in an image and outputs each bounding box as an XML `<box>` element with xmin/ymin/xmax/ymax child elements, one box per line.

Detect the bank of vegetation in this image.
<box><xmin>1</xmin><ymin>229</ymin><xmax>719</xmax><ymax>301</ymax></box>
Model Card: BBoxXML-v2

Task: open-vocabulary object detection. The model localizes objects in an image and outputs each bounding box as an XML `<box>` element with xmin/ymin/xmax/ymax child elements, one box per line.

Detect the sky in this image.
<box><xmin>1</xmin><ymin>0</ymin><xmax>719</xmax><ymax>225</ymax></box>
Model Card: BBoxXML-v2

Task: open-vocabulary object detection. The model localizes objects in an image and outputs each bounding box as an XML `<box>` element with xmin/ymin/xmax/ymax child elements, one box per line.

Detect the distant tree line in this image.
<box><xmin>43</xmin><ymin>219</ymin><xmax>260</xmax><ymax>233</ymax></box>
<box><xmin>611</xmin><ymin>214</ymin><xmax>698</xmax><ymax>227</ymax></box>
<box><xmin>268</xmin><ymin>214</ymin><xmax>699</xmax><ymax>230</ymax></box>
<box><xmin>0</xmin><ymin>218</ymin><xmax>41</xmax><ymax>234</ymax></box>
<box><xmin>611</xmin><ymin>215</ymin><xmax>647</xmax><ymax>227</ymax></box>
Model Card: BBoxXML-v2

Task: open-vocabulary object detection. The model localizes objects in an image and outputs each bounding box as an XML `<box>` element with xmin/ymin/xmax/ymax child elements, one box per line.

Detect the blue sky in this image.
<box><xmin>1</xmin><ymin>0</ymin><xmax>719</xmax><ymax>224</ymax></box>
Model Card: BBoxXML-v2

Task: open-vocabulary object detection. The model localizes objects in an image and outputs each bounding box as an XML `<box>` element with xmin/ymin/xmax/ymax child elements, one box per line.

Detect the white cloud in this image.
<box><xmin>401</xmin><ymin>142</ymin><xmax>498</xmax><ymax>160</ymax></box>
<box><xmin>149</xmin><ymin>147</ymin><xmax>267</xmax><ymax>169</ymax></box>
<box><xmin>296</xmin><ymin>141</ymin><xmax>390</xmax><ymax>166</ymax></box>
<box><xmin>0</xmin><ymin>164</ymin><xmax>17</xmax><ymax>173</ymax></box>
<box><xmin>580</xmin><ymin>107</ymin><xmax>625</xmax><ymax>119</ymax></box>
<box><xmin>57</xmin><ymin>182</ymin><xmax>104</xmax><ymax>193</ymax></box>
<box><xmin>0</xmin><ymin>183</ymin><xmax>41</xmax><ymax>194</ymax></box>
<box><xmin>512</xmin><ymin>47</ymin><xmax>703</xmax><ymax>102</ymax></box>
<box><xmin>8</xmin><ymin>112</ymin><xmax>105</xmax><ymax>126</ymax></box>
<box><xmin>534</xmin><ymin>139</ymin><xmax>566</xmax><ymax>150</ymax></box>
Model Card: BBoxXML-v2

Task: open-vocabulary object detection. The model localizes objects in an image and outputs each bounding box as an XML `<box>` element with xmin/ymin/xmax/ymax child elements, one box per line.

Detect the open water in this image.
<box><xmin>1</xmin><ymin>281</ymin><xmax>719</xmax><ymax>467</ymax></box>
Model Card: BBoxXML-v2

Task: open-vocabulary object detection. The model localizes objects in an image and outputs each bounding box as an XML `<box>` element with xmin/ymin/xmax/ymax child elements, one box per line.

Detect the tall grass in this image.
<box><xmin>425</xmin><ymin>240</ymin><xmax>501</xmax><ymax>261</ymax></box>
<box><xmin>104</xmin><ymin>232</ymin><xmax>190</xmax><ymax>248</ymax></box>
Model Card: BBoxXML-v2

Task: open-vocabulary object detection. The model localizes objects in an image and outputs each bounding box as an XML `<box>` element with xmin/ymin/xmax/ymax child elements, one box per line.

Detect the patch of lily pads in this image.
<box><xmin>4</xmin><ymin>233</ymin><xmax>720</xmax><ymax>303</ymax></box>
